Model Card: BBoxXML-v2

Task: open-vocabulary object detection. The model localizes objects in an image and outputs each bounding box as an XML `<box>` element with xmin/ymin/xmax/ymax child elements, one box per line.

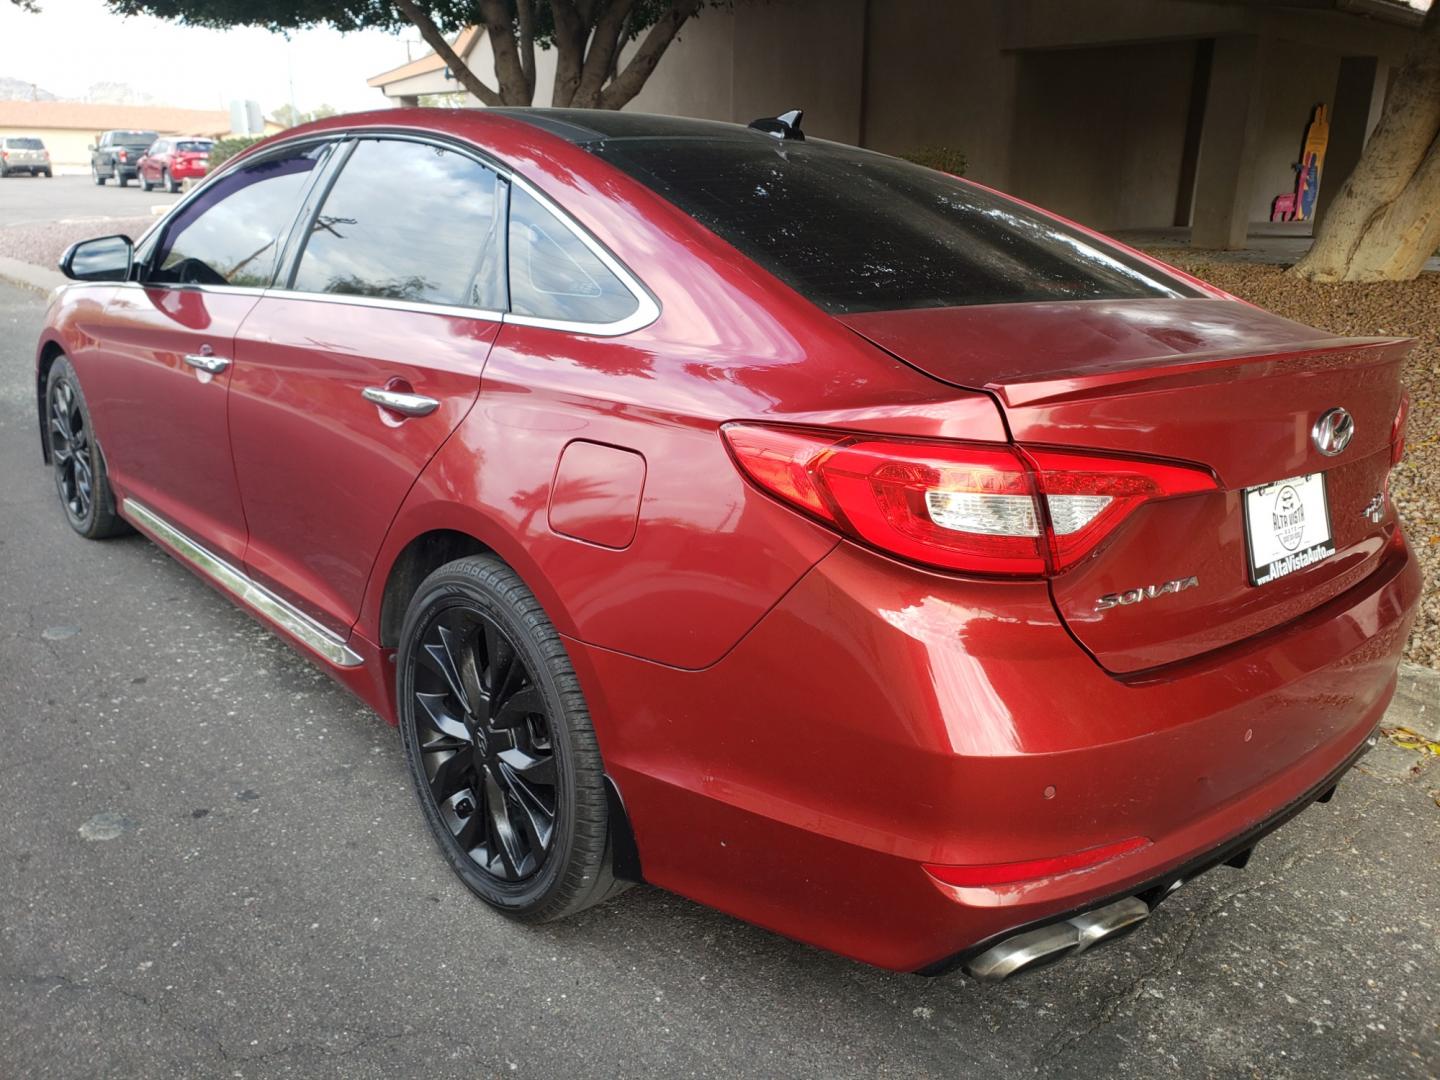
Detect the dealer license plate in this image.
<box><xmin>1243</xmin><ymin>472</ymin><xmax>1335</xmax><ymax>586</ymax></box>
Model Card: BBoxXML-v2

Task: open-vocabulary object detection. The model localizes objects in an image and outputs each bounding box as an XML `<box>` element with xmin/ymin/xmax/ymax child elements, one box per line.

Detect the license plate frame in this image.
<box><xmin>1242</xmin><ymin>472</ymin><xmax>1335</xmax><ymax>586</ymax></box>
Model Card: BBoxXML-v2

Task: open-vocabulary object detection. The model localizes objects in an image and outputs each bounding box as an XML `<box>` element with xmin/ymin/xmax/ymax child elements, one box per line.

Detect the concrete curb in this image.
<box><xmin>0</xmin><ymin>255</ymin><xmax>65</xmax><ymax>295</ymax></box>
<box><xmin>1391</xmin><ymin>662</ymin><xmax>1440</xmax><ymax>740</ymax></box>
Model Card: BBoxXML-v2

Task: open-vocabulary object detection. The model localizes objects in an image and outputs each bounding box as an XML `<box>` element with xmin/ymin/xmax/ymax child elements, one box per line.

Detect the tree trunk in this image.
<box><xmin>598</xmin><ymin>0</ymin><xmax>702</xmax><ymax>110</ymax></box>
<box><xmin>394</xmin><ymin>0</ymin><xmax>702</xmax><ymax>114</ymax></box>
<box><xmin>1291</xmin><ymin>8</ymin><xmax>1440</xmax><ymax>282</ymax></box>
<box><xmin>392</xmin><ymin>0</ymin><xmax>501</xmax><ymax>107</ymax></box>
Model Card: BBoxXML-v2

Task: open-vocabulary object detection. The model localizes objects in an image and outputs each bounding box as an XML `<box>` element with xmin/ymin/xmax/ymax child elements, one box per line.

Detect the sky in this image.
<box><xmin>0</xmin><ymin>0</ymin><xmax>421</xmax><ymax>114</ymax></box>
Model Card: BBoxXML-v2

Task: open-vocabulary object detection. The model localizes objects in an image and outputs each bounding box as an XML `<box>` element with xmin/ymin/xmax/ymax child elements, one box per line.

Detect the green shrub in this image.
<box><xmin>208</xmin><ymin>136</ymin><xmax>266</xmax><ymax>168</ymax></box>
<box><xmin>901</xmin><ymin>145</ymin><xmax>968</xmax><ymax>177</ymax></box>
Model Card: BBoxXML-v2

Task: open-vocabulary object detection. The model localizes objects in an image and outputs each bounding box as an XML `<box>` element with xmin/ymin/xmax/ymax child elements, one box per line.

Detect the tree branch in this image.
<box><xmin>574</xmin><ymin>0</ymin><xmax>636</xmax><ymax>107</ymax></box>
<box><xmin>479</xmin><ymin>0</ymin><xmax>533</xmax><ymax>105</ymax></box>
<box><xmin>516</xmin><ymin>0</ymin><xmax>537</xmax><ymax>98</ymax></box>
<box><xmin>391</xmin><ymin>0</ymin><xmax>501</xmax><ymax>107</ymax></box>
<box><xmin>550</xmin><ymin>0</ymin><xmax>587</xmax><ymax>107</ymax></box>
<box><xmin>598</xmin><ymin>0</ymin><xmax>701</xmax><ymax>110</ymax></box>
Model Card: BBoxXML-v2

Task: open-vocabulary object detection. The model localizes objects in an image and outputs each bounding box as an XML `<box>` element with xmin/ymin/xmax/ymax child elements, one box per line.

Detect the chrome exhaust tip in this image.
<box><xmin>964</xmin><ymin>921</ymin><xmax>1081</xmax><ymax>981</ymax></box>
<box><xmin>963</xmin><ymin>895</ymin><xmax>1152</xmax><ymax>981</ymax></box>
<box><xmin>1067</xmin><ymin>896</ymin><xmax>1150</xmax><ymax>954</ymax></box>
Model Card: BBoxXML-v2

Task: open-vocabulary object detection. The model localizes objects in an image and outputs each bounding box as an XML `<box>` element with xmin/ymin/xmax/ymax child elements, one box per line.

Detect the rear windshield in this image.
<box><xmin>589</xmin><ymin>137</ymin><xmax>1193</xmax><ymax>314</ymax></box>
<box><xmin>6</xmin><ymin>137</ymin><xmax>44</xmax><ymax>149</ymax></box>
<box><xmin>175</xmin><ymin>140</ymin><xmax>212</xmax><ymax>152</ymax></box>
<box><xmin>116</xmin><ymin>131</ymin><xmax>158</xmax><ymax>146</ymax></box>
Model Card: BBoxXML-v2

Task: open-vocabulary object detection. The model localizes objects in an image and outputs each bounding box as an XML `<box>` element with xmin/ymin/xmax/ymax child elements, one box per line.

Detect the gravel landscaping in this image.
<box><xmin>0</xmin><ymin>217</ymin><xmax>157</xmax><ymax>269</ymax></box>
<box><xmin>1148</xmin><ymin>251</ymin><xmax>1438</xmax><ymax>670</ymax></box>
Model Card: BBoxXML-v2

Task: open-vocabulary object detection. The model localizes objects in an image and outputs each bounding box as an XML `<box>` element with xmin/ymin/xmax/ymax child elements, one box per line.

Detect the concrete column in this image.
<box><xmin>1314</xmin><ymin>56</ymin><xmax>1388</xmax><ymax>225</ymax></box>
<box><xmin>1191</xmin><ymin>35</ymin><xmax>1269</xmax><ymax>250</ymax></box>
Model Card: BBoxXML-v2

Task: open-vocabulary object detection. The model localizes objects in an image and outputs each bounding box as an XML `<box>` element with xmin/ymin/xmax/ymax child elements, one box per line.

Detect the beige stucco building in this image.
<box><xmin>367</xmin><ymin>0</ymin><xmax>1428</xmax><ymax>248</ymax></box>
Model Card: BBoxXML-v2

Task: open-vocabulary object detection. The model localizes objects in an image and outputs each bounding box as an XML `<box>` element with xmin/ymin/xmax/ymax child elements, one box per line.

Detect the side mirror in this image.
<box><xmin>88</xmin><ymin>144</ymin><xmax>96</xmax><ymax>152</ymax></box>
<box><xmin>59</xmin><ymin>235</ymin><xmax>134</xmax><ymax>282</ymax></box>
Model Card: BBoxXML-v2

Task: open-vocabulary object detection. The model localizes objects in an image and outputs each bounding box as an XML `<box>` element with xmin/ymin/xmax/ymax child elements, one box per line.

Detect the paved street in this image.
<box><xmin>0</xmin><ymin>278</ymin><xmax>1436</xmax><ymax>1079</ymax></box>
<box><xmin>0</xmin><ymin>174</ymin><xmax>181</xmax><ymax>228</ymax></box>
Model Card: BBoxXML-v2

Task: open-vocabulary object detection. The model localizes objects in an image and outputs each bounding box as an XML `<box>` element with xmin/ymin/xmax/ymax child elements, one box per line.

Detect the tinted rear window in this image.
<box><xmin>589</xmin><ymin>137</ymin><xmax>1192</xmax><ymax>314</ymax></box>
<box><xmin>6</xmin><ymin>138</ymin><xmax>44</xmax><ymax>149</ymax></box>
<box><xmin>116</xmin><ymin>131</ymin><xmax>158</xmax><ymax>146</ymax></box>
<box><xmin>175</xmin><ymin>140</ymin><xmax>212</xmax><ymax>152</ymax></box>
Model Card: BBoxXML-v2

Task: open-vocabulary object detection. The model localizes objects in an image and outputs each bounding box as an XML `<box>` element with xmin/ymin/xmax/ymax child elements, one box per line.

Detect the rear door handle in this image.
<box><xmin>183</xmin><ymin>353</ymin><xmax>230</xmax><ymax>374</ymax></box>
<box><xmin>362</xmin><ymin>387</ymin><xmax>440</xmax><ymax>417</ymax></box>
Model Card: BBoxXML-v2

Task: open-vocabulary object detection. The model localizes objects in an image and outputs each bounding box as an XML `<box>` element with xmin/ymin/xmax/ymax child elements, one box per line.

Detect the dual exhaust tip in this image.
<box><xmin>964</xmin><ymin>895</ymin><xmax>1151</xmax><ymax>981</ymax></box>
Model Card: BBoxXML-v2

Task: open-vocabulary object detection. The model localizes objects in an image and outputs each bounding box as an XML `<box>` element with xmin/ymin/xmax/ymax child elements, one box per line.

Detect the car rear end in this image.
<box><xmin>2</xmin><ymin>137</ymin><xmax>50</xmax><ymax>175</ymax></box>
<box><xmin>169</xmin><ymin>139</ymin><xmax>213</xmax><ymax>179</ymax></box>
<box><xmin>569</xmin><ymin>119</ymin><xmax>1422</xmax><ymax>973</ymax></box>
<box><xmin>111</xmin><ymin>131</ymin><xmax>158</xmax><ymax>178</ymax></box>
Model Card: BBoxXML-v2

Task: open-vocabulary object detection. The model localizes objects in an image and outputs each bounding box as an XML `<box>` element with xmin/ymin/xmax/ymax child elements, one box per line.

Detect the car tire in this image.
<box><xmin>140</xmin><ymin>173</ymin><xmax>152</xmax><ymax>192</ymax></box>
<box><xmin>45</xmin><ymin>356</ymin><xmax>130</xmax><ymax>540</ymax></box>
<box><xmin>163</xmin><ymin>168</ymin><xmax>178</xmax><ymax>194</ymax></box>
<box><xmin>43</xmin><ymin>168</ymin><xmax>52</xmax><ymax>178</ymax></box>
<box><xmin>93</xmin><ymin>166</ymin><xmax>105</xmax><ymax>185</ymax></box>
<box><xmin>118</xmin><ymin>172</ymin><xmax>129</xmax><ymax>188</ymax></box>
<box><xmin>397</xmin><ymin>555</ymin><xmax>626</xmax><ymax>922</ymax></box>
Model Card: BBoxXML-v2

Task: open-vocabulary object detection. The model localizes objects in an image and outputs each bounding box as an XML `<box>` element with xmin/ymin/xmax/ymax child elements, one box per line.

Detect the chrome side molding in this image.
<box><xmin>122</xmin><ymin>498</ymin><xmax>364</xmax><ymax>668</ymax></box>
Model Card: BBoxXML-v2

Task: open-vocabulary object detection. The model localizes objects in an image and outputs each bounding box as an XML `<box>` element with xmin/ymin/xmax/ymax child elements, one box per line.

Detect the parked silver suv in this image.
<box><xmin>0</xmin><ymin>137</ymin><xmax>52</xmax><ymax>177</ymax></box>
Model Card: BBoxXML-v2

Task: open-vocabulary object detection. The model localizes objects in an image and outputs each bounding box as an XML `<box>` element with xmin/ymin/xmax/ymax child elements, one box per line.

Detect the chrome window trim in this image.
<box><xmin>261</xmin><ymin>287</ymin><xmax>504</xmax><ymax>324</ymax></box>
<box><xmin>122</xmin><ymin>497</ymin><xmax>363</xmax><ymax>669</ymax></box>
<box><xmin>108</xmin><ymin>281</ymin><xmax>270</xmax><ymax>297</ymax></box>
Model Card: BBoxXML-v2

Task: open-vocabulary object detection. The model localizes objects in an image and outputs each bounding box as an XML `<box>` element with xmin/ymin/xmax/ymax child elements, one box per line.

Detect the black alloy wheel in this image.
<box><xmin>413</xmin><ymin>603</ymin><xmax>558</xmax><ymax>882</ymax></box>
<box><xmin>45</xmin><ymin>357</ymin><xmax>128</xmax><ymax>539</ymax></box>
<box><xmin>397</xmin><ymin>555</ymin><xmax>625</xmax><ymax>921</ymax></box>
<box><xmin>49</xmin><ymin>376</ymin><xmax>93</xmax><ymax>523</ymax></box>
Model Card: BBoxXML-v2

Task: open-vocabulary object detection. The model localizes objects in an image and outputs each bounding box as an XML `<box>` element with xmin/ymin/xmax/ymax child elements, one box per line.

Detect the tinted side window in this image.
<box><xmin>150</xmin><ymin>144</ymin><xmax>329</xmax><ymax>287</ymax></box>
<box><xmin>292</xmin><ymin>139</ymin><xmax>502</xmax><ymax>309</ymax></box>
<box><xmin>507</xmin><ymin>186</ymin><xmax>638</xmax><ymax>325</ymax></box>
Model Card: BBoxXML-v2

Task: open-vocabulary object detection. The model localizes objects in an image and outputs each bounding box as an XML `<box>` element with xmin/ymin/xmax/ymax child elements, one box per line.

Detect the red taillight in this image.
<box><xmin>924</xmin><ymin>836</ymin><xmax>1151</xmax><ymax>888</ymax></box>
<box><xmin>723</xmin><ymin>424</ymin><xmax>1216</xmax><ymax>577</ymax></box>
<box><xmin>1021</xmin><ymin>448</ymin><xmax>1217</xmax><ymax>570</ymax></box>
<box><xmin>117</xmin><ymin>149</ymin><xmax>128</xmax><ymax>162</ymax></box>
<box><xmin>1392</xmin><ymin>393</ymin><xmax>1410</xmax><ymax>466</ymax></box>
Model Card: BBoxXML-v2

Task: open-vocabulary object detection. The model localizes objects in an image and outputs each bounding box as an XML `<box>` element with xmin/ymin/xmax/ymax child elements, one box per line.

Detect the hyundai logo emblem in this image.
<box><xmin>1312</xmin><ymin>407</ymin><xmax>1354</xmax><ymax>456</ymax></box>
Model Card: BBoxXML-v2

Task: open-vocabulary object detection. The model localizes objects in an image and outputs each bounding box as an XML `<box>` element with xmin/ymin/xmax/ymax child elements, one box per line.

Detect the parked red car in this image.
<box><xmin>137</xmin><ymin>136</ymin><xmax>214</xmax><ymax>192</ymax></box>
<box><xmin>38</xmin><ymin>109</ymin><xmax>1419</xmax><ymax>978</ymax></box>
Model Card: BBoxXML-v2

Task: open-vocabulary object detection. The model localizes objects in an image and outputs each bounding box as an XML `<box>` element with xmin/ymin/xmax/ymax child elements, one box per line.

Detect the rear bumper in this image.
<box><xmin>570</xmin><ymin>530</ymin><xmax>1420</xmax><ymax>971</ymax></box>
<box><xmin>920</xmin><ymin>727</ymin><xmax>1374</xmax><ymax>975</ymax></box>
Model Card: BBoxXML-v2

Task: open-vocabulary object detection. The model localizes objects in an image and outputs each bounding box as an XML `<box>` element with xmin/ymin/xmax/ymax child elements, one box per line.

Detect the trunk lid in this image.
<box><xmin>841</xmin><ymin>298</ymin><xmax>1411</xmax><ymax>672</ymax></box>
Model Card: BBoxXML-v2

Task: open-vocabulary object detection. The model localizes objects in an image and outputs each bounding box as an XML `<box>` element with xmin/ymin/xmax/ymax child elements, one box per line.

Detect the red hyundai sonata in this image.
<box><xmin>37</xmin><ymin>108</ymin><xmax>1419</xmax><ymax>978</ymax></box>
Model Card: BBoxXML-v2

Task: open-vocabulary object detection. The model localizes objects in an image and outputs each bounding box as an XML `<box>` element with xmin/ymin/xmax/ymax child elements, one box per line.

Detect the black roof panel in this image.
<box><xmin>486</xmin><ymin>108</ymin><xmax>763</xmax><ymax>144</ymax></box>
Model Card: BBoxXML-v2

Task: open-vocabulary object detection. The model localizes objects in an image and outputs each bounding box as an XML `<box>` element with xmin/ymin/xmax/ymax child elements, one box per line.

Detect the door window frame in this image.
<box><xmin>132</xmin><ymin>134</ymin><xmax>342</xmax><ymax>298</ymax></box>
<box><xmin>124</xmin><ymin>127</ymin><xmax>658</xmax><ymax>336</ymax></box>
<box><xmin>276</xmin><ymin>135</ymin><xmax>509</xmax><ymax>316</ymax></box>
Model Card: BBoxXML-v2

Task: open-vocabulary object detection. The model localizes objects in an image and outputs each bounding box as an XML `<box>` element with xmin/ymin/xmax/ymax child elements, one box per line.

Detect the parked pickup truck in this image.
<box><xmin>1</xmin><ymin>137</ymin><xmax>52</xmax><ymax>177</ymax></box>
<box><xmin>91</xmin><ymin>130</ymin><xmax>159</xmax><ymax>187</ymax></box>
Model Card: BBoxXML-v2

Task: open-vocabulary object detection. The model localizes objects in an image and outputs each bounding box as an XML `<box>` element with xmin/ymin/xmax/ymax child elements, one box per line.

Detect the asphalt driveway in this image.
<box><xmin>0</xmin><ymin>174</ymin><xmax>180</xmax><ymax>228</ymax></box>
<box><xmin>0</xmin><ymin>280</ymin><xmax>1436</xmax><ymax>1079</ymax></box>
